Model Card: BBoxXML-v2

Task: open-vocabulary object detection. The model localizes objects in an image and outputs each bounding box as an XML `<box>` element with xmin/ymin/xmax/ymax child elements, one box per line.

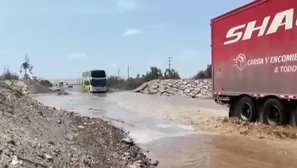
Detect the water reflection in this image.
<box><xmin>91</xmin><ymin>92</ymin><xmax>107</xmax><ymax>98</ymax></box>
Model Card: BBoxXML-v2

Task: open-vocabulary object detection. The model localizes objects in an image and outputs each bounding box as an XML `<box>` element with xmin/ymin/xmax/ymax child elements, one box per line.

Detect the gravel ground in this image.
<box><xmin>0</xmin><ymin>82</ymin><xmax>157</xmax><ymax>168</ymax></box>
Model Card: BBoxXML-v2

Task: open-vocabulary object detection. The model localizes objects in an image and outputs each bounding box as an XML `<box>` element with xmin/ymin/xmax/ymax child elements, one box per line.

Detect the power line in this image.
<box><xmin>168</xmin><ymin>57</ymin><xmax>172</xmax><ymax>70</ymax></box>
<box><xmin>127</xmin><ymin>64</ymin><xmax>130</xmax><ymax>79</ymax></box>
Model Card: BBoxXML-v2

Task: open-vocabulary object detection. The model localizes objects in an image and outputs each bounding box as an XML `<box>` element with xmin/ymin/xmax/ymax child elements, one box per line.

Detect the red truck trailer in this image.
<box><xmin>211</xmin><ymin>0</ymin><xmax>297</xmax><ymax>126</ymax></box>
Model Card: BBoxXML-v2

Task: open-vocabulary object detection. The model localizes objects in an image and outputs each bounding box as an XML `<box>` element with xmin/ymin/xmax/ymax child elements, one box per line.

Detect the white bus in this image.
<box><xmin>82</xmin><ymin>70</ymin><xmax>108</xmax><ymax>93</ymax></box>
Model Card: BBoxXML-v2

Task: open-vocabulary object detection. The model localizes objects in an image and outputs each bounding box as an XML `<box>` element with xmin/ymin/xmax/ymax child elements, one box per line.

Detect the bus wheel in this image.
<box><xmin>235</xmin><ymin>96</ymin><xmax>257</xmax><ymax>122</ymax></box>
<box><xmin>290</xmin><ymin>108</ymin><xmax>297</xmax><ymax>127</ymax></box>
<box><xmin>262</xmin><ymin>98</ymin><xmax>287</xmax><ymax>126</ymax></box>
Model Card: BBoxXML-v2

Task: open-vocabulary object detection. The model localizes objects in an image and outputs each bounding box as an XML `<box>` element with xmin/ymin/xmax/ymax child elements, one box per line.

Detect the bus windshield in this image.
<box><xmin>90</xmin><ymin>79</ymin><xmax>106</xmax><ymax>87</ymax></box>
<box><xmin>91</xmin><ymin>70</ymin><xmax>106</xmax><ymax>78</ymax></box>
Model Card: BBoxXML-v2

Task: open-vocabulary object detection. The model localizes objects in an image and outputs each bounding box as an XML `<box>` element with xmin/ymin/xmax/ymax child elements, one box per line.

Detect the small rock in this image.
<box><xmin>129</xmin><ymin>164</ymin><xmax>140</xmax><ymax>168</ymax></box>
<box><xmin>7</xmin><ymin>139</ymin><xmax>16</xmax><ymax>146</ymax></box>
<box><xmin>10</xmin><ymin>155</ymin><xmax>22</xmax><ymax>165</ymax></box>
<box><xmin>52</xmin><ymin>149</ymin><xmax>61</xmax><ymax>157</ymax></box>
<box><xmin>152</xmin><ymin>160</ymin><xmax>159</xmax><ymax>166</ymax></box>
<box><xmin>48</xmin><ymin>141</ymin><xmax>55</xmax><ymax>145</ymax></box>
<box><xmin>44</xmin><ymin>154</ymin><xmax>53</xmax><ymax>161</ymax></box>
<box><xmin>122</xmin><ymin>137</ymin><xmax>134</xmax><ymax>145</ymax></box>
<box><xmin>37</xmin><ymin>111</ymin><xmax>44</xmax><ymax>116</ymax></box>
<box><xmin>184</xmin><ymin>89</ymin><xmax>191</xmax><ymax>93</ymax></box>
<box><xmin>37</xmin><ymin>154</ymin><xmax>45</xmax><ymax>160</ymax></box>
<box><xmin>78</xmin><ymin>125</ymin><xmax>85</xmax><ymax>129</ymax></box>
<box><xmin>65</xmin><ymin>134</ymin><xmax>74</xmax><ymax>141</ymax></box>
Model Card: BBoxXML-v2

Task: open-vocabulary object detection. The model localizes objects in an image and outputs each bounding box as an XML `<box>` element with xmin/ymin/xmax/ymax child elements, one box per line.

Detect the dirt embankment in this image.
<box><xmin>134</xmin><ymin>79</ymin><xmax>212</xmax><ymax>98</ymax></box>
<box><xmin>165</xmin><ymin>108</ymin><xmax>297</xmax><ymax>141</ymax></box>
<box><xmin>3</xmin><ymin>79</ymin><xmax>55</xmax><ymax>94</ymax></box>
<box><xmin>0</xmin><ymin>82</ymin><xmax>157</xmax><ymax>167</ymax></box>
<box><xmin>196</xmin><ymin>117</ymin><xmax>297</xmax><ymax>140</ymax></box>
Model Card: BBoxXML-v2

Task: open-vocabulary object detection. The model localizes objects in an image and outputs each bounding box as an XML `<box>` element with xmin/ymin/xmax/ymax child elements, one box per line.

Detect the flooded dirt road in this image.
<box><xmin>32</xmin><ymin>89</ymin><xmax>297</xmax><ymax>168</ymax></box>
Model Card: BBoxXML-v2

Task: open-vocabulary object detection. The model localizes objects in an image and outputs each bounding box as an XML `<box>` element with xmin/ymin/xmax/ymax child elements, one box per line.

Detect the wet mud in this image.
<box><xmin>145</xmin><ymin>134</ymin><xmax>297</xmax><ymax>168</ymax></box>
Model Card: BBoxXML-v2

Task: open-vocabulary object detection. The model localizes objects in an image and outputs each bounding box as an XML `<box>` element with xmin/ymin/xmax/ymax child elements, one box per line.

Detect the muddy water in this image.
<box><xmin>145</xmin><ymin>134</ymin><xmax>297</xmax><ymax>168</ymax></box>
<box><xmin>32</xmin><ymin>90</ymin><xmax>297</xmax><ymax>168</ymax></box>
<box><xmin>32</xmin><ymin>91</ymin><xmax>198</xmax><ymax>143</ymax></box>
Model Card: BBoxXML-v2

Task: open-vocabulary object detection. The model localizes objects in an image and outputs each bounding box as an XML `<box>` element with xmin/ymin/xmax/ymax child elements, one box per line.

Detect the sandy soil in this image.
<box><xmin>0</xmin><ymin>82</ymin><xmax>157</xmax><ymax>167</ymax></box>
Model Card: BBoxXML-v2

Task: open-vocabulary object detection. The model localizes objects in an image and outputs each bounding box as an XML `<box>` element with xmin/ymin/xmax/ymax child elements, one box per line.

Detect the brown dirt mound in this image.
<box><xmin>27</xmin><ymin>82</ymin><xmax>55</xmax><ymax>94</ymax></box>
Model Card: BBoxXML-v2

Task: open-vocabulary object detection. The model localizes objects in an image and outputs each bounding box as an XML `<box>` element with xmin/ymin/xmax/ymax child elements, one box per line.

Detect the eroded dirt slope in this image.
<box><xmin>0</xmin><ymin>82</ymin><xmax>157</xmax><ymax>168</ymax></box>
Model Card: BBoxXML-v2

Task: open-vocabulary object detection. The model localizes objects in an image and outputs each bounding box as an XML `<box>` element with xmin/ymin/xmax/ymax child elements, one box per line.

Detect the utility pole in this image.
<box><xmin>168</xmin><ymin>57</ymin><xmax>172</xmax><ymax>71</ymax></box>
<box><xmin>127</xmin><ymin>65</ymin><xmax>130</xmax><ymax>79</ymax></box>
<box><xmin>117</xmin><ymin>68</ymin><xmax>120</xmax><ymax>78</ymax></box>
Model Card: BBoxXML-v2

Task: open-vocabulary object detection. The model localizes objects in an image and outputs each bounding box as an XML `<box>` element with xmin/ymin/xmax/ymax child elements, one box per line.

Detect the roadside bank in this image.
<box><xmin>0</xmin><ymin>82</ymin><xmax>156</xmax><ymax>167</ymax></box>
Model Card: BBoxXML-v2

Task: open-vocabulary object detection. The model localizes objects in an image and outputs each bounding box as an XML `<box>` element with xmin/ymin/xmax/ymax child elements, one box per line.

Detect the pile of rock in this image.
<box><xmin>0</xmin><ymin>82</ymin><xmax>156</xmax><ymax>167</ymax></box>
<box><xmin>2</xmin><ymin>80</ymin><xmax>28</xmax><ymax>94</ymax></box>
<box><xmin>134</xmin><ymin>79</ymin><xmax>212</xmax><ymax>98</ymax></box>
<box><xmin>2</xmin><ymin>79</ymin><xmax>59</xmax><ymax>95</ymax></box>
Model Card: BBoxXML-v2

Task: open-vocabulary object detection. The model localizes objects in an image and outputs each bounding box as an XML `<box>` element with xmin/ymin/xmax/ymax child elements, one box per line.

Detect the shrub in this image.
<box><xmin>0</xmin><ymin>68</ymin><xmax>19</xmax><ymax>80</ymax></box>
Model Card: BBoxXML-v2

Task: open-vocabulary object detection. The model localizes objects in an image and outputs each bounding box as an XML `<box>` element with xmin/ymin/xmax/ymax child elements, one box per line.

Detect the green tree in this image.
<box><xmin>123</xmin><ymin>77</ymin><xmax>143</xmax><ymax>90</ymax></box>
<box><xmin>107</xmin><ymin>76</ymin><xmax>125</xmax><ymax>89</ymax></box>
<box><xmin>0</xmin><ymin>67</ymin><xmax>19</xmax><ymax>86</ymax></box>
<box><xmin>106</xmin><ymin>66</ymin><xmax>182</xmax><ymax>91</ymax></box>
<box><xmin>0</xmin><ymin>67</ymin><xmax>19</xmax><ymax>80</ymax></box>
<box><xmin>204</xmin><ymin>64</ymin><xmax>212</xmax><ymax>78</ymax></box>
<box><xmin>163</xmin><ymin>68</ymin><xmax>180</xmax><ymax>79</ymax></box>
<box><xmin>20</xmin><ymin>54</ymin><xmax>33</xmax><ymax>79</ymax></box>
<box><xmin>193</xmin><ymin>64</ymin><xmax>212</xmax><ymax>79</ymax></box>
<box><xmin>193</xmin><ymin>71</ymin><xmax>206</xmax><ymax>79</ymax></box>
<box><xmin>144</xmin><ymin>66</ymin><xmax>163</xmax><ymax>81</ymax></box>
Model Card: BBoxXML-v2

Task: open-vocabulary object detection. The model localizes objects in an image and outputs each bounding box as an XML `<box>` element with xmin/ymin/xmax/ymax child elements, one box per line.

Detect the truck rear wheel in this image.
<box><xmin>234</xmin><ymin>96</ymin><xmax>257</xmax><ymax>122</ymax></box>
<box><xmin>290</xmin><ymin>108</ymin><xmax>297</xmax><ymax>127</ymax></box>
<box><xmin>262</xmin><ymin>98</ymin><xmax>287</xmax><ymax>126</ymax></box>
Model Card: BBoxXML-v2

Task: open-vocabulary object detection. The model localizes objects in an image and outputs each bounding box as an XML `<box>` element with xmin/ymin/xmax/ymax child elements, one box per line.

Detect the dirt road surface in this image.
<box><xmin>32</xmin><ymin>88</ymin><xmax>297</xmax><ymax>168</ymax></box>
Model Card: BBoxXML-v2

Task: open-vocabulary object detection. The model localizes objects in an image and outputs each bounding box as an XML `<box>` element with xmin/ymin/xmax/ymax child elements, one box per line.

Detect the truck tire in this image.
<box><xmin>290</xmin><ymin>108</ymin><xmax>297</xmax><ymax>127</ymax></box>
<box><xmin>262</xmin><ymin>98</ymin><xmax>287</xmax><ymax>125</ymax></box>
<box><xmin>234</xmin><ymin>96</ymin><xmax>257</xmax><ymax>122</ymax></box>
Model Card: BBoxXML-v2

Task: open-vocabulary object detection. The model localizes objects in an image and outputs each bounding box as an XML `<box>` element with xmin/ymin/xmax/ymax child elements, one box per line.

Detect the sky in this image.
<box><xmin>0</xmin><ymin>0</ymin><xmax>250</xmax><ymax>79</ymax></box>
